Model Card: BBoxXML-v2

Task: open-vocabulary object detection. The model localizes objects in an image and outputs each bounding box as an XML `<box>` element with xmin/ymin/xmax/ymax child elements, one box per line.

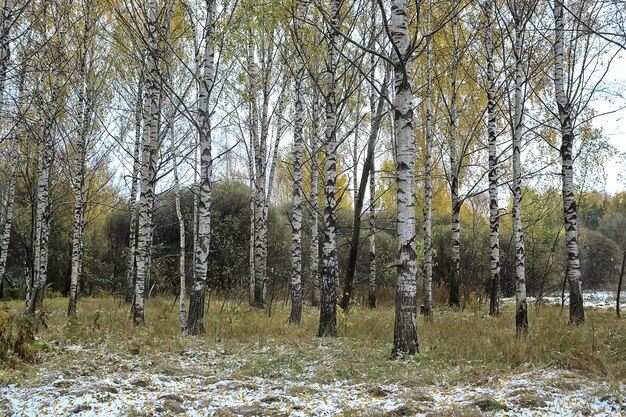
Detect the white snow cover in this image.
<box><xmin>1</xmin><ymin>345</ymin><xmax>623</xmax><ymax>416</ymax></box>
<box><xmin>503</xmin><ymin>290</ymin><xmax>623</xmax><ymax>310</ymax></box>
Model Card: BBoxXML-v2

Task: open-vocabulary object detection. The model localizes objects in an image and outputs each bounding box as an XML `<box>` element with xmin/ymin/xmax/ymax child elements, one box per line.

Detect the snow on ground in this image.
<box><xmin>502</xmin><ymin>291</ymin><xmax>623</xmax><ymax>310</ymax></box>
<box><xmin>1</xmin><ymin>344</ymin><xmax>623</xmax><ymax>416</ymax></box>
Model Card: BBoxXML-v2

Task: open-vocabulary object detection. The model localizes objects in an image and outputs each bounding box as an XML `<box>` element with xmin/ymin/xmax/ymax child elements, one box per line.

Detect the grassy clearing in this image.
<box><xmin>1</xmin><ymin>294</ymin><xmax>625</xmax><ymax>387</ymax></box>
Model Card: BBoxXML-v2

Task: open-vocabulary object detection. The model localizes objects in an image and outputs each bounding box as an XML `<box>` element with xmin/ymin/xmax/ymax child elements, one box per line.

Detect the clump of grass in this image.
<box><xmin>0</xmin><ymin>307</ymin><xmax>40</xmax><ymax>363</ymax></box>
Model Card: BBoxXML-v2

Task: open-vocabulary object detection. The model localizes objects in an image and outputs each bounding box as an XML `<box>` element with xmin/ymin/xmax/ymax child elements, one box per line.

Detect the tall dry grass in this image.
<box><xmin>2</xmin><ymin>294</ymin><xmax>625</xmax><ymax>384</ymax></box>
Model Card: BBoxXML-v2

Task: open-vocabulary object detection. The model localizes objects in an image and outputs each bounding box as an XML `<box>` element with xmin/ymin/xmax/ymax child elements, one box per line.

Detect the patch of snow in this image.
<box><xmin>503</xmin><ymin>290</ymin><xmax>623</xmax><ymax>310</ymax></box>
<box><xmin>1</xmin><ymin>345</ymin><xmax>623</xmax><ymax>417</ymax></box>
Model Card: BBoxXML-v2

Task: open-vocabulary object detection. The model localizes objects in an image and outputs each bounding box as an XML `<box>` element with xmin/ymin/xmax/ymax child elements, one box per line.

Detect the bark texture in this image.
<box><xmin>422</xmin><ymin>0</ymin><xmax>433</xmax><ymax>320</ymax></box>
<box><xmin>187</xmin><ymin>0</ymin><xmax>215</xmax><ymax>335</ymax></box>
<box><xmin>289</xmin><ymin>65</ymin><xmax>304</xmax><ymax>325</ymax></box>
<box><xmin>0</xmin><ymin>0</ymin><xmax>13</xmax><ymax>106</ymax></box>
<box><xmin>134</xmin><ymin>0</ymin><xmax>161</xmax><ymax>325</ymax></box>
<box><xmin>512</xmin><ymin>9</ymin><xmax>528</xmax><ymax>335</ymax></box>
<box><xmin>126</xmin><ymin>73</ymin><xmax>143</xmax><ymax>304</ymax></box>
<box><xmin>0</xmin><ymin>135</ymin><xmax>18</xmax><ymax>282</ymax></box>
<box><xmin>449</xmin><ymin>16</ymin><xmax>461</xmax><ymax>308</ymax></box>
<box><xmin>391</xmin><ymin>0</ymin><xmax>419</xmax><ymax>357</ymax></box>
<box><xmin>171</xmin><ymin>117</ymin><xmax>187</xmax><ymax>331</ymax></box>
<box><xmin>68</xmin><ymin>12</ymin><xmax>94</xmax><ymax>317</ymax></box>
<box><xmin>486</xmin><ymin>0</ymin><xmax>501</xmax><ymax>317</ymax></box>
<box><xmin>309</xmin><ymin>91</ymin><xmax>321</xmax><ymax>307</ymax></box>
<box><xmin>317</xmin><ymin>0</ymin><xmax>339</xmax><ymax>338</ymax></box>
<box><xmin>554</xmin><ymin>0</ymin><xmax>584</xmax><ymax>324</ymax></box>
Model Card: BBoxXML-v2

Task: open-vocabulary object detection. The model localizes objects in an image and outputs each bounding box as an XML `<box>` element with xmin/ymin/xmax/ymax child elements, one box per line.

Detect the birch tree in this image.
<box><xmin>134</xmin><ymin>0</ymin><xmax>162</xmax><ymax>325</ymax></box>
<box><xmin>550</xmin><ymin>0</ymin><xmax>623</xmax><ymax>324</ymax></box>
<box><xmin>485</xmin><ymin>0</ymin><xmax>501</xmax><ymax>317</ymax></box>
<box><xmin>309</xmin><ymin>90</ymin><xmax>321</xmax><ymax>307</ymax></box>
<box><xmin>170</xmin><ymin>113</ymin><xmax>187</xmax><ymax>330</ymax></box>
<box><xmin>68</xmin><ymin>0</ymin><xmax>101</xmax><ymax>317</ymax></box>
<box><xmin>186</xmin><ymin>0</ymin><xmax>216</xmax><ymax>335</ymax></box>
<box><xmin>317</xmin><ymin>0</ymin><xmax>340</xmax><ymax>337</ymax></box>
<box><xmin>289</xmin><ymin>56</ymin><xmax>304</xmax><ymax>325</ymax></box>
<box><xmin>126</xmin><ymin>73</ymin><xmax>143</xmax><ymax>304</ymax></box>
<box><xmin>448</xmin><ymin>12</ymin><xmax>462</xmax><ymax>308</ymax></box>
<box><xmin>509</xmin><ymin>0</ymin><xmax>535</xmax><ymax>335</ymax></box>
<box><xmin>390</xmin><ymin>0</ymin><xmax>419</xmax><ymax>356</ymax></box>
<box><xmin>0</xmin><ymin>0</ymin><xmax>21</xmax><ymax>283</ymax></box>
<box><xmin>0</xmin><ymin>0</ymin><xmax>15</xmax><ymax>106</ymax></box>
<box><xmin>422</xmin><ymin>0</ymin><xmax>433</xmax><ymax>320</ymax></box>
<box><xmin>26</xmin><ymin>3</ymin><xmax>65</xmax><ymax>315</ymax></box>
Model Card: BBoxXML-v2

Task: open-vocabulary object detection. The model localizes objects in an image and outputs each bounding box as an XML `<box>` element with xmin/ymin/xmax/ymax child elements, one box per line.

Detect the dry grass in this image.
<box><xmin>2</xmin><ymin>294</ymin><xmax>625</xmax><ymax>386</ymax></box>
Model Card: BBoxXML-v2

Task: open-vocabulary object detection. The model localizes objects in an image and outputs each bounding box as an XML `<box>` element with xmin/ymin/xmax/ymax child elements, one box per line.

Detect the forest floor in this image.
<box><xmin>1</xmin><ymin>293</ymin><xmax>625</xmax><ymax>416</ymax></box>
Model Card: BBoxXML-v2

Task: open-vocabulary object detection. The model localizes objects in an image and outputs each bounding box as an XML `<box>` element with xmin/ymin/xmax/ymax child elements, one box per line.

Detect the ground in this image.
<box><xmin>1</xmin><ymin>292</ymin><xmax>625</xmax><ymax>416</ymax></box>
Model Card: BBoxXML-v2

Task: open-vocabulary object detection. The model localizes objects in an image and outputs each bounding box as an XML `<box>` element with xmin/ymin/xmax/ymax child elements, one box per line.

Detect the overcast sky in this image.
<box><xmin>589</xmin><ymin>49</ymin><xmax>626</xmax><ymax>194</ymax></box>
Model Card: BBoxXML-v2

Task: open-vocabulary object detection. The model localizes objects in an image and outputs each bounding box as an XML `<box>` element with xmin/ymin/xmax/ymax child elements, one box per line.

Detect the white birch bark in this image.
<box><xmin>512</xmin><ymin>8</ymin><xmax>528</xmax><ymax>335</ymax></box>
<box><xmin>0</xmin><ymin>0</ymin><xmax>13</xmax><ymax>106</ymax></box>
<box><xmin>126</xmin><ymin>73</ymin><xmax>143</xmax><ymax>304</ymax></box>
<box><xmin>26</xmin><ymin>45</ymin><xmax>60</xmax><ymax>314</ymax></box>
<box><xmin>0</xmin><ymin>134</ymin><xmax>18</xmax><ymax>282</ymax></box>
<box><xmin>289</xmin><ymin>64</ymin><xmax>304</xmax><ymax>325</ymax></box>
<box><xmin>171</xmin><ymin>120</ymin><xmax>187</xmax><ymax>331</ymax></box>
<box><xmin>186</xmin><ymin>0</ymin><xmax>215</xmax><ymax>334</ymax></box>
<box><xmin>250</xmin><ymin>40</ymin><xmax>269</xmax><ymax>308</ymax></box>
<box><xmin>67</xmin><ymin>83</ymin><xmax>89</xmax><ymax>317</ymax></box>
<box><xmin>26</xmin><ymin>117</ymin><xmax>54</xmax><ymax>315</ymax></box>
<box><xmin>68</xmin><ymin>11</ymin><xmax>94</xmax><ymax>317</ymax></box>
<box><xmin>486</xmin><ymin>0</ymin><xmax>501</xmax><ymax>317</ymax></box>
<box><xmin>391</xmin><ymin>0</ymin><xmax>419</xmax><ymax>357</ymax></box>
<box><xmin>449</xmin><ymin>16</ymin><xmax>461</xmax><ymax>308</ymax></box>
<box><xmin>248</xmin><ymin>140</ymin><xmax>255</xmax><ymax>305</ymax></box>
<box><xmin>554</xmin><ymin>0</ymin><xmax>584</xmax><ymax>324</ymax></box>
<box><xmin>317</xmin><ymin>0</ymin><xmax>339</xmax><ymax>337</ymax></box>
<box><xmin>422</xmin><ymin>0</ymin><xmax>433</xmax><ymax>319</ymax></box>
<box><xmin>309</xmin><ymin>91</ymin><xmax>321</xmax><ymax>307</ymax></box>
<box><xmin>134</xmin><ymin>0</ymin><xmax>161</xmax><ymax>325</ymax></box>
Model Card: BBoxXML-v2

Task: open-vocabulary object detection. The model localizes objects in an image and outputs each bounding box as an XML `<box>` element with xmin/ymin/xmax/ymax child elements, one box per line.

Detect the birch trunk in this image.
<box><xmin>486</xmin><ymin>0</ymin><xmax>501</xmax><ymax>317</ymax></box>
<box><xmin>0</xmin><ymin>135</ymin><xmax>18</xmax><ymax>281</ymax></box>
<box><xmin>27</xmin><ymin>123</ymin><xmax>54</xmax><ymax>315</ymax></box>
<box><xmin>0</xmin><ymin>0</ymin><xmax>14</xmax><ymax>276</ymax></box>
<box><xmin>171</xmin><ymin>119</ymin><xmax>187</xmax><ymax>331</ymax></box>
<box><xmin>309</xmin><ymin>91</ymin><xmax>321</xmax><ymax>307</ymax></box>
<box><xmin>126</xmin><ymin>74</ymin><xmax>143</xmax><ymax>304</ymax></box>
<box><xmin>554</xmin><ymin>0</ymin><xmax>584</xmax><ymax>324</ymax></box>
<box><xmin>134</xmin><ymin>0</ymin><xmax>161</xmax><ymax>325</ymax></box>
<box><xmin>289</xmin><ymin>66</ymin><xmax>304</xmax><ymax>325</ymax></box>
<box><xmin>449</xmin><ymin>17</ymin><xmax>461</xmax><ymax>308</ymax></box>
<box><xmin>0</xmin><ymin>0</ymin><xmax>13</xmax><ymax>106</ymax></box>
<box><xmin>248</xmin><ymin>141</ymin><xmax>255</xmax><ymax>305</ymax></box>
<box><xmin>186</xmin><ymin>0</ymin><xmax>215</xmax><ymax>335</ymax></box>
<box><xmin>317</xmin><ymin>0</ymin><xmax>339</xmax><ymax>337</ymax></box>
<box><xmin>67</xmin><ymin>83</ymin><xmax>89</xmax><ymax>318</ymax></box>
<box><xmin>513</xmin><ymin>12</ymin><xmax>528</xmax><ymax>335</ymax></box>
<box><xmin>368</xmin><ymin>0</ymin><xmax>377</xmax><ymax>310</ymax></box>
<box><xmin>422</xmin><ymin>0</ymin><xmax>433</xmax><ymax>320</ymax></box>
<box><xmin>251</xmin><ymin>42</ymin><xmax>269</xmax><ymax>309</ymax></box>
<box><xmin>26</xmin><ymin>69</ymin><xmax>58</xmax><ymax>315</ymax></box>
<box><xmin>391</xmin><ymin>0</ymin><xmax>419</xmax><ymax>357</ymax></box>
<box><xmin>247</xmin><ymin>35</ymin><xmax>258</xmax><ymax>306</ymax></box>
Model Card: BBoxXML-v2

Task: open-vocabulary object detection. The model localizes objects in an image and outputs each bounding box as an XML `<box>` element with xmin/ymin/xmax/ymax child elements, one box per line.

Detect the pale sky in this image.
<box><xmin>591</xmin><ymin>51</ymin><xmax>626</xmax><ymax>194</ymax></box>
